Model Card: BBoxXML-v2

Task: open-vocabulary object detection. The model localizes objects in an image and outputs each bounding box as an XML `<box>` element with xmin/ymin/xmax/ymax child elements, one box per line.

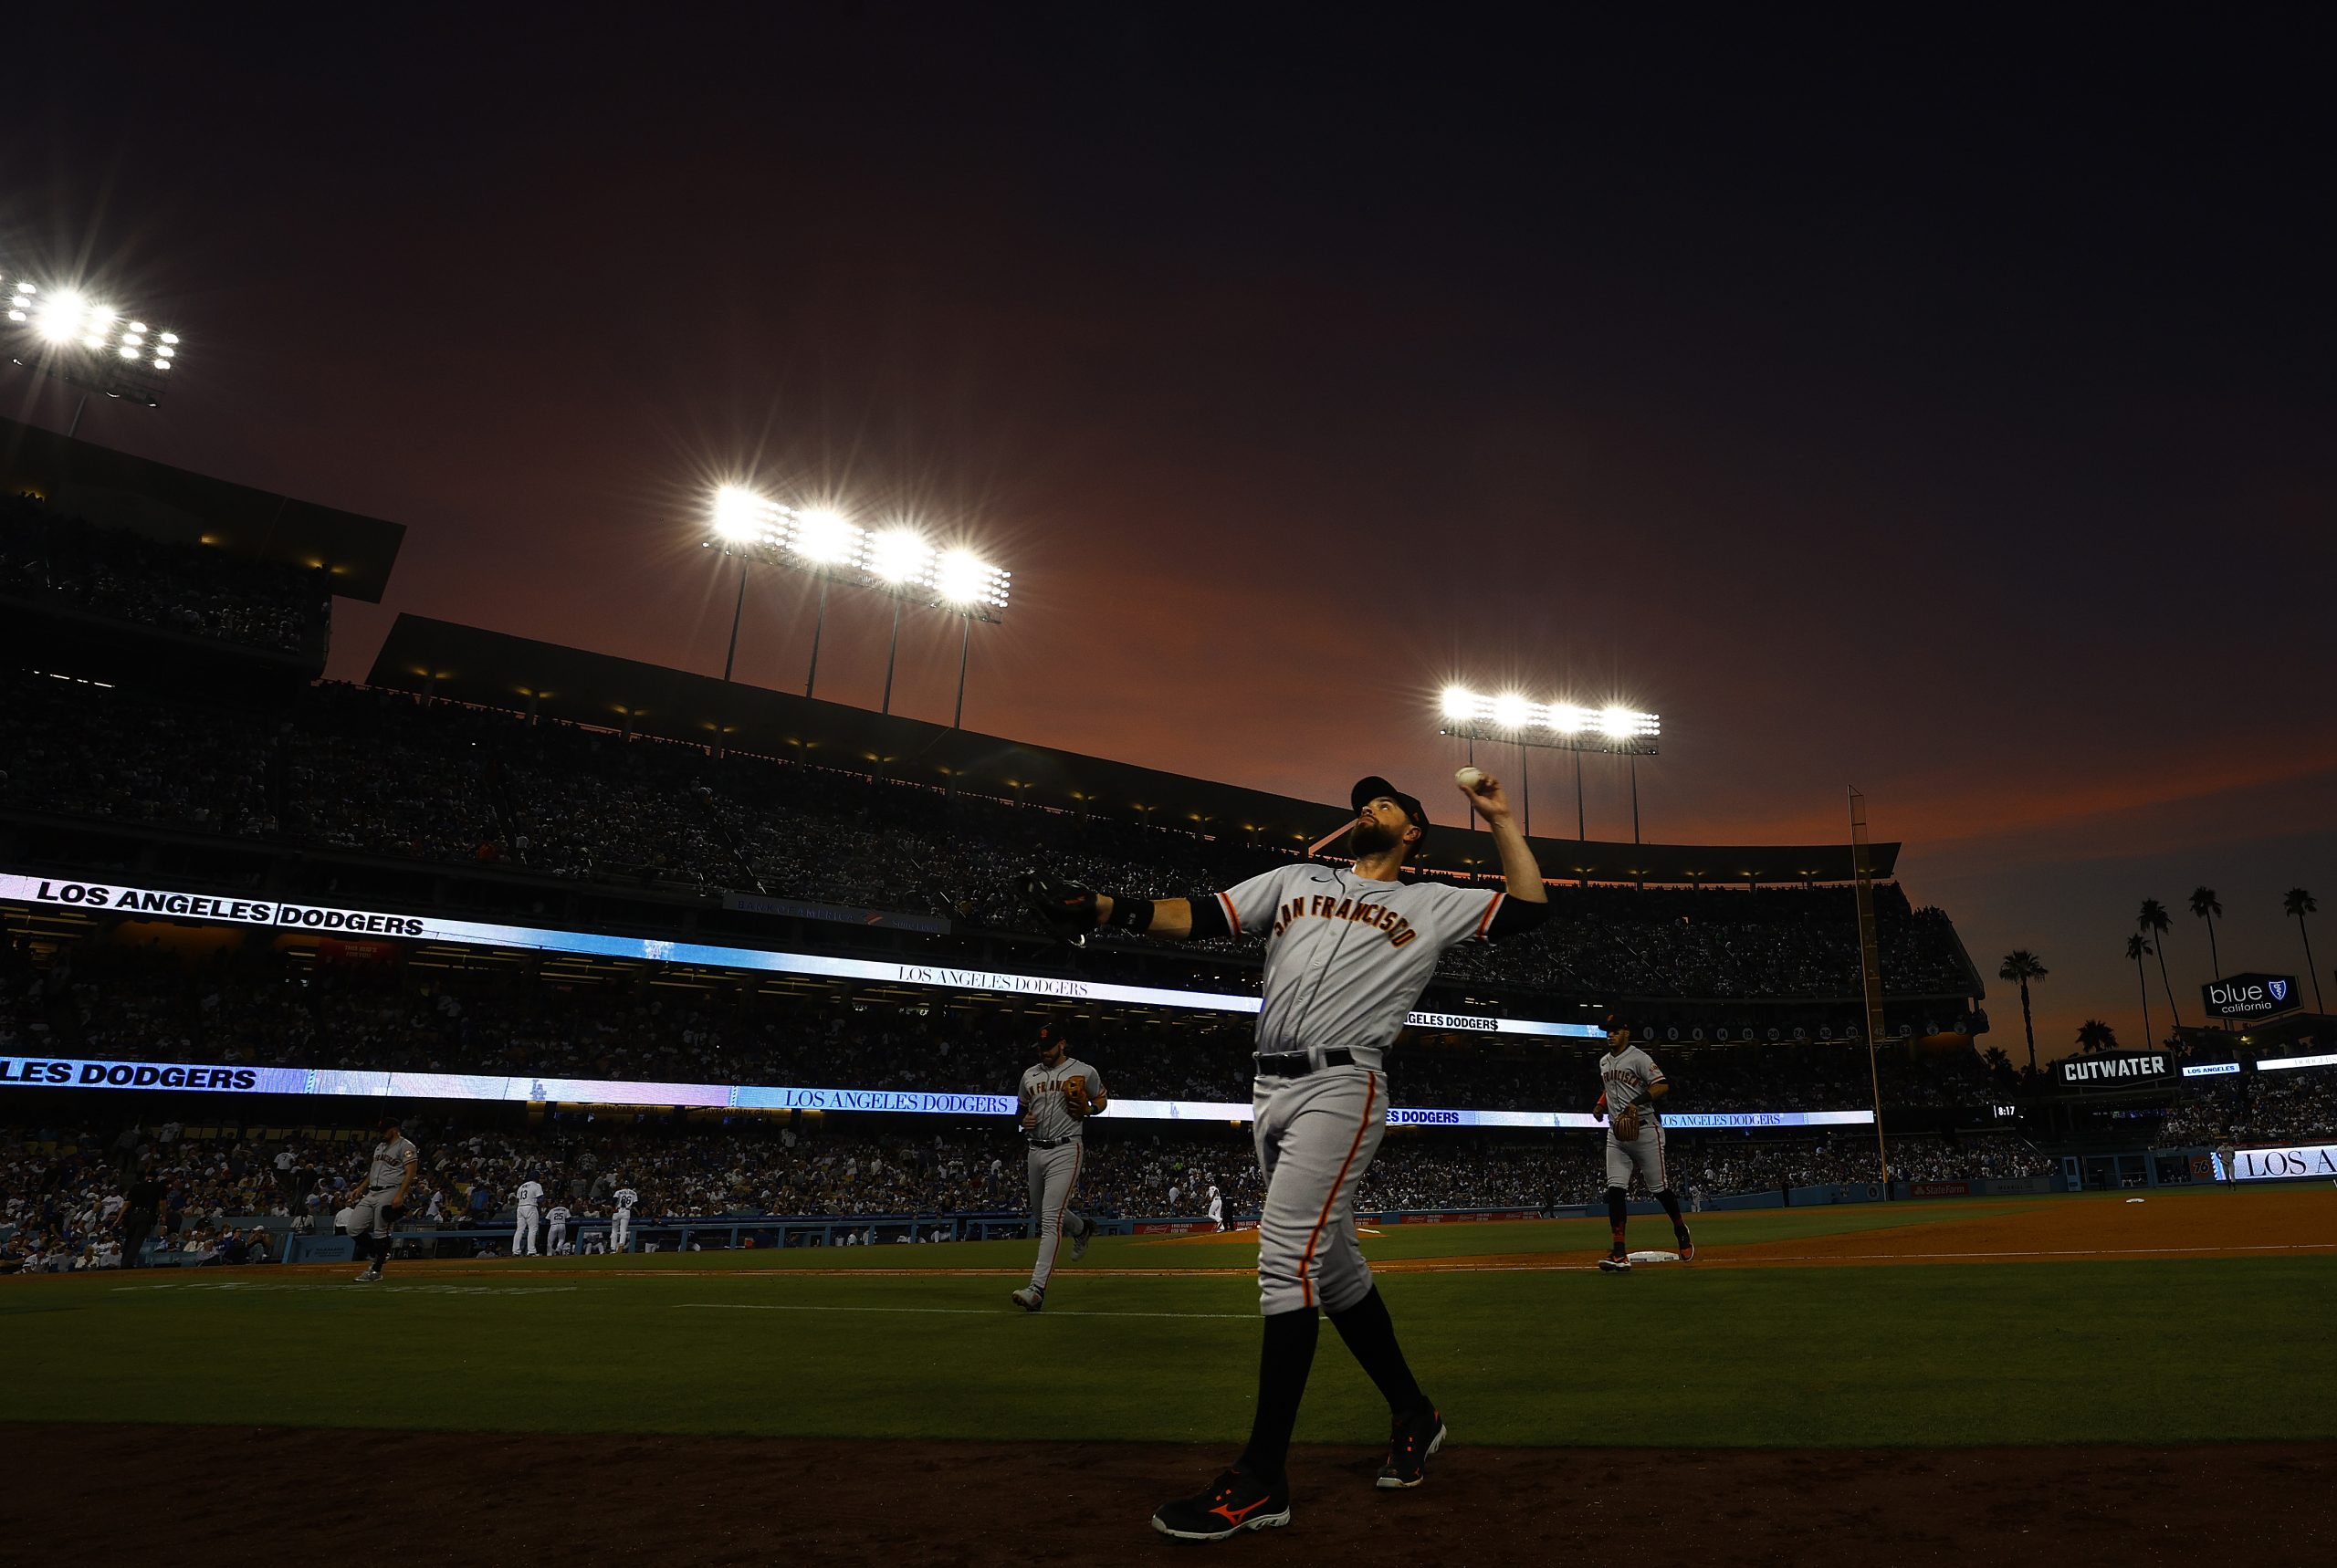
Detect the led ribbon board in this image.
<box><xmin>0</xmin><ymin>872</ymin><xmax>1607</xmax><ymax>1040</ymax></box>
<box><xmin>0</xmin><ymin>1054</ymin><xmax>1871</xmax><ymax>1128</ymax></box>
<box><xmin>2220</xmin><ymin>1143</ymin><xmax>2337</xmax><ymax>1181</ymax></box>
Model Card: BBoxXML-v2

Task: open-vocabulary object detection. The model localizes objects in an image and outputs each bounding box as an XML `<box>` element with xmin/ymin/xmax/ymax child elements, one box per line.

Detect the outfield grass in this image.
<box><xmin>11</xmin><ymin>1197</ymin><xmax>2332</xmax><ymax>1448</ymax></box>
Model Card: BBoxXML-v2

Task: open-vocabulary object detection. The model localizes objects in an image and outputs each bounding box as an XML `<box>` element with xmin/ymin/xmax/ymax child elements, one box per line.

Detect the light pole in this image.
<box><xmin>1438</xmin><ymin>688</ymin><xmax>1661</xmax><ymax>849</ymax></box>
<box><xmin>722</xmin><ymin>554</ymin><xmax>749</xmax><ymax>682</ymax></box>
<box><xmin>2</xmin><ymin>268</ymin><xmax>184</xmax><ymax>436</ymax></box>
<box><xmin>704</xmin><ymin>487</ymin><xmax>1011</xmax><ymax>723</ymax></box>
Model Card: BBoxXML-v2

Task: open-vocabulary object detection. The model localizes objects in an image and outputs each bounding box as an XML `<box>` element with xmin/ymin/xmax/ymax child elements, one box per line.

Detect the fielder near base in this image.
<box><xmin>1012</xmin><ymin>1022</ymin><xmax>1108</xmax><ymax>1311</ymax></box>
<box><xmin>1595</xmin><ymin>1024</ymin><xmax>1694</xmax><ymax>1271</ymax></box>
<box><xmin>1022</xmin><ymin>770</ymin><xmax>1551</xmax><ymax>1540</ymax></box>
<box><xmin>610</xmin><ymin>1186</ymin><xmax>636</xmax><ymax>1251</ymax></box>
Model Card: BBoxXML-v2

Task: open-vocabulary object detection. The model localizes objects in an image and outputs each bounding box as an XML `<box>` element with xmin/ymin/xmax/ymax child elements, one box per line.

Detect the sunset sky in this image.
<box><xmin>5</xmin><ymin>10</ymin><xmax>2331</xmax><ymax>1059</ymax></box>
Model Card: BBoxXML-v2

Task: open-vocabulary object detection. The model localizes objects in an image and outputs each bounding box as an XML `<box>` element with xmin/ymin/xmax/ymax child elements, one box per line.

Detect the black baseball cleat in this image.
<box><xmin>1376</xmin><ymin>1404</ymin><xmax>1447</xmax><ymax>1489</ymax></box>
<box><xmin>1598</xmin><ymin>1251</ymin><xmax>1631</xmax><ymax>1273</ymax></box>
<box><xmin>1152</xmin><ymin>1467</ymin><xmax>1292</xmax><ymax>1541</ymax></box>
<box><xmin>1675</xmin><ymin>1228</ymin><xmax>1695</xmax><ymax>1261</ymax></box>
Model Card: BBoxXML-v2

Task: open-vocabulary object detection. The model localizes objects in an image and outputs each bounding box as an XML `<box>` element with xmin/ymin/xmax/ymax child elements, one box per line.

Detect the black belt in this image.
<box><xmin>1028</xmin><ymin>1136</ymin><xmax>1080</xmax><ymax>1150</ymax></box>
<box><xmin>1253</xmin><ymin>1047</ymin><xmax>1355</xmax><ymax>1078</ymax></box>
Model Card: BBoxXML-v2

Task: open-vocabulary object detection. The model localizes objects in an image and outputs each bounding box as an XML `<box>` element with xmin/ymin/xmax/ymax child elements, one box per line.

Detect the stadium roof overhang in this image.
<box><xmin>0</xmin><ymin>413</ymin><xmax>405</xmax><ymax>601</ymax></box>
<box><xmin>364</xmin><ymin>614</ymin><xmax>1898</xmax><ymax>884</ymax></box>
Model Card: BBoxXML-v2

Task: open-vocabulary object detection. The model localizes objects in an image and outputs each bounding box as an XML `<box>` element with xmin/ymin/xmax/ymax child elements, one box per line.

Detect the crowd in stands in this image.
<box><xmin>0</xmin><ymin>674</ymin><xmax>1976</xmax><ymax>1004</ymax></box>
<box><xmin>1</xmin><ymin>1111</ymin><xmax>2070</xmax><ymax>1273</ymax></box>
<box><xmin>0</xmin><ymin>495</ymin><xmax>327</xmax><ymax>656</ymax></box>
<box><xmin>1</xmin><ymin>935</ymin><xmax>1998</xmax><ymax>1115</ymax></box>
<box><xmin>2159</xmin><ymin>1068</ymin><xmax>2337</xmax><ymax>1146</ymax></box>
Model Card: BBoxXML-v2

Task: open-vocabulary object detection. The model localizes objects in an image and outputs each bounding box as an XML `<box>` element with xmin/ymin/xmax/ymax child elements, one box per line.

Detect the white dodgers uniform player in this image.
<box><xmin>610</xmin><ymin>1187</ymin><xmax>637</xmax><ymax>1252</ymax></box>
<box><xmin>1207</xmin><ymin>1185</ymin><xmax>1225</xmax><ymax>1231</ymax></box>
<box><xmin>546</xmin><ymin>1203</ymin><xmax>571</xmax><ymax>1254</ymax></box>
<box><xmin>1596</xmin><ymin>1025</ymin><xmax>1694</xmax><ymax>1271</ymax></box>
<box><xmin>513</xmin><ymin>1179</ymin><xmax>544</xmax><ymax>1257</ymax></box>
<box><xmin>1011</xmin><ymin>1022</ymin><xmax>1107</xmax><ymax>1311</ymax></box>
<box><xmin>1023</xmin><ymin>771</ymin><xmax>1552</xmax><ymax>1539</ymax></box>
<box><xmin>348</xmin><ymin>1117</ymin><xmax>418</xmax><ymax>1283</ymax></box>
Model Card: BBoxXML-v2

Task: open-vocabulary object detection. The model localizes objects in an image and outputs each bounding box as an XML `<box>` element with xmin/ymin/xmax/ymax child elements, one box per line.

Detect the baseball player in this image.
<box><xmin>513</xmin><ymin>1176</ymin><xmax>545</xmax><ymax>1257</ymax></box>
<box><xmin>1595</xmin><ymin>1023</ymin><xmax>1693</xmax><ymax>1271</ymax></box>
<box><xmin>347</xmin><ymin>1115</ymin><xmax>418</xmax><ymax>1283</ymax></box>
<box><xmin>1011</xmin><ymin>1021</ymin><xmax>1108</xmax><ymax>1311</ymax></box>
<box><xmin>546</xmin><ymin>1202</ymin><xmax>571</xmax><ymax>1254</ymax></box>
<box><xmin>1022</xmin><ymin>771</ymin><xmax>1551</xmax><ymax>1538</ymax></box>
<box><xmin>610</xmin><ymin>1186</ymin><xmax>637</xmax><ymax>1252</ymax></box>
<box><xmin>1207</xmin><ymin>1184</ymin><xmax>1226</xmax><ymax>1232</ymax></box>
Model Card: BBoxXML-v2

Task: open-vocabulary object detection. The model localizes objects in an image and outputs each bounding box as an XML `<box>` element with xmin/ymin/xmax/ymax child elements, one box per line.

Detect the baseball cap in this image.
<box><xmin>1350</xmin><ymin>776</ymin><xmax>1429</xmax><ymax>848</ymax></box>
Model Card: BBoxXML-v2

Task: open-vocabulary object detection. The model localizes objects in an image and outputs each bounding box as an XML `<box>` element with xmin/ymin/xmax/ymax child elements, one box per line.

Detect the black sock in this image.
<box><xmin>1606</xmin><ymin>1187</ymin><xmax>1628</xmax><ymax>1249</ymax></box>
<box><xmin>1656</xmin><ymin>1189</ymin><xmax>1685</xmax><ymax>1232</ymax></box>
<box><xmin>1327</xmin><ymin>1287</ymin><xmax>1428</xmax><ymax>1416</ymax></box>
<box><xmin>372</xmin><ymin>1237</ymin><xmax>392</xmax><ymax>1272</ymax></box>
<box><xmin>1235</xmin><ymin>1308</ymin><xmax>1319</xmax><ymax>1487</ymax></box>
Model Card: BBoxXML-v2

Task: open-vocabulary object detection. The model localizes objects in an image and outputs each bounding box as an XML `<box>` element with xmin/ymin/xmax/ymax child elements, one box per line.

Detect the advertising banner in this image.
<box><xmin>0</xmin><ymin>871</ymin><xmax>1605</xmax><ymax>1043</ymax></box>
<box><xmin>0</xmin><ymin>1051</ymin><xmax>1873</xmax><ymax>1130</ymax></box>
<box><xmin>2201</xmin><ymin>974</ymin><xmax>2301</xmax><ymax>1021</ymax></box>
<box><xmin>2224</xmin><ymin>1143</ymin><xmax>2337</xmax><ymax>1182</ymax></box>
<box><xmin>2057</xmin><ymin>1052</ymin><xmax>2171</xmax><ymax>1088</ymax></box>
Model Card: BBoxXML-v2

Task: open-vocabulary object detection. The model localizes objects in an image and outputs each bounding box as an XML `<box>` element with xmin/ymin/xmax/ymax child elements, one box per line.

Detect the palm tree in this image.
<box><xmin>2137</xmin><ymin>898</ymin><xmax>2182</xmax><ymax>1029</ymax></box>
<box><xmin>2190</xmin><ymin>886</ymin><xmax>2224</xmax><ymax>981</ymax></box>
<box><xmin>2287</xmin><ymin>887</ymin><xmax>2323</xmax><ymax>1011</ymax></box>
<box><xmin>2125</xmin><ymin>933</ymin><xmax>2154</xmax><ymax>1044</ymax></box>
<box><xmin>1980</xmin><ymin>1044</ymin><xmax>2014</xmax><ymax>1088</ymax></box>
<box><xmin>1997</xmin><ymin>949</ymin><xmax>2048</xmax><ymax>1077</ymax></box>
<box><xmin>2076</xmin><ymin>1019</ymin><xmax>2118</xmax><ymax>1053</ymax></box>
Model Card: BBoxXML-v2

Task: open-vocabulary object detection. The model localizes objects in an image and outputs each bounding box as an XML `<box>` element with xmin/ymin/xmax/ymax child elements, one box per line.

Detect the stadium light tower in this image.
<box><xmin>1438</xmin><ymin>687</ymin><xmax>1661</xmax><ymax>842</ymax></box>
<box><xmin>1</xmin><ymin>267</ymin><xmax>184</xmax><ymax>437</ymax></box>
<box><xmin>701</xmin><ymin>486</ymin><xmax>1011</xmax><ymax>725</ymax></box>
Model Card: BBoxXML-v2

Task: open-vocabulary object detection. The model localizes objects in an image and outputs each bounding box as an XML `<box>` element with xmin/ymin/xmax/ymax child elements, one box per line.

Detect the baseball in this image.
<box><xmin>1454</xmin><ymin>766</ymin><xmax>1486</xmax><ymax>790</ymax></box>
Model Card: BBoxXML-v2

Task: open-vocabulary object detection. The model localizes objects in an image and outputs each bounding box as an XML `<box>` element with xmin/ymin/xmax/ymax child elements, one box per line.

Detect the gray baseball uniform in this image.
<box><xmin>1022</xmin><ymin>1056</ymin><xmax>1105</xmax><ymax>1290</ymax></box>
<box><xmin>514</xmin><ymin>1178</ymin><xmax>544</xmax><ymax>1256</ymax></box>
<box><xmin>345</xmin><ymin>1135</ymin><xmax>417</xmax><ymax>1240</ymax></box>
<box><xmin>1599</xmin><ymin>1043</ymin><xmax>1669</xmax><ymax>1191</ymax></box>
<box><xmin>1217</xmin><ymin>863</ymin><xmax>1504</xmax><ymax>1314</ymax></box>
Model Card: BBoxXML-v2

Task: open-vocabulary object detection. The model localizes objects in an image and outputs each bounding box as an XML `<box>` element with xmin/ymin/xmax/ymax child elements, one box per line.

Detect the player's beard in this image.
<box><xmin>1349</xmin><ymin>818</ymin><xmax>1399</xmax><ymax>857</ymax></box>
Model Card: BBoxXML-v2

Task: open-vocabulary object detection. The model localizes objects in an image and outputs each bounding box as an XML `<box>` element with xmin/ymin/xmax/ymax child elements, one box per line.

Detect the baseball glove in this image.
<box><xmin>1018</xmin><ymin>870</ymin><xmax>1100</xmax><ymax>944</ymax></box>
<box><xmin>1612</xmin><ymin>1105</ymin><xmax>1642</xmax><ymax>1141</ymax></box>
<box><xmin>1061</xmin><ymin>1075</ymin><xmax>1092</xmax><ymax>1118</ymax></box>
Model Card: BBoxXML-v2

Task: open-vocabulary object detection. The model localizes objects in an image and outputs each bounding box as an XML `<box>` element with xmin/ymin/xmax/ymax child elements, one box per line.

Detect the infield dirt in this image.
<box><xmin>11</xmin><ymin>1424</ymin><xmax>2332</xmax><ymax>1567</ymax></box>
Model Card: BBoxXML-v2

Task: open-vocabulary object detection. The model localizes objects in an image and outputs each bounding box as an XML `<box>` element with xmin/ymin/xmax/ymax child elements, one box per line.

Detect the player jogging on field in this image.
<box><xmin>348</xmin><ymin>1116</ymin><xmax>418</xmax><ymax>1283</ymax></box>
<box><xmin>1021</xmin><ymin>771</ymin><xmax>1551</xmax><ymax>1539</ymax></box>
<box><xmin>1012</xmin><ymin>1022</ymin><xmax>1108</xmax><ymax>1311</ymax></box>
<box><xmin>1207</xmin><ymin>1184</ymin><xmax>1225</xmax><ymax>1232</ymax></box>
<box><xmin>1595</xmin><ymin>1022</ymin><xmax>1693</xmax><ymax>1271</ymax></box>
<box><xmin>546</xmin><ymin>1202</ymin><xmax>571</xmax><ymax>1254</ymax></box>
<box><xmin>610</xmin><ymin>1186</ymin><xmax>636</xmax><ymax>1252</ymax></box>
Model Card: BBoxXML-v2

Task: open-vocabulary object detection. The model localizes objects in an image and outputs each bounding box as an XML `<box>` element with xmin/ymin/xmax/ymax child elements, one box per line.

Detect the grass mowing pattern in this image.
<box><xmin>12</xmin><ymin>1197</ymin><xmax>2332</xmax><ymax>1448</ymax></box>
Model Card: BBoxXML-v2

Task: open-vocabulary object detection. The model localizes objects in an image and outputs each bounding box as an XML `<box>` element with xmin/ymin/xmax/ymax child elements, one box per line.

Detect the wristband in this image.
<box><xmin>1106</xmin><ymin>895</ymin><xmax>1156</xmax><ymax>934</ymax></box>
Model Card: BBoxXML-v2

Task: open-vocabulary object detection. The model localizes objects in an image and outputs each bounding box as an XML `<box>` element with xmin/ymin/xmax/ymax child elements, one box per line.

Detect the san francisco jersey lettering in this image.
<box><xmin>1218</xmin><ymin>863</ymin><xmax>1502</xmax><ymax>1056</ymax></box>
<box><xmin>1599</xmin><ymin>1043</ymin><xmax>1666</xmax><ymax>1119</ymax></box>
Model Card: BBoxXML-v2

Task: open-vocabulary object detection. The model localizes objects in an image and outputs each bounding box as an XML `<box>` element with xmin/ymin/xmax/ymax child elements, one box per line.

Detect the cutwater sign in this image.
<box><xmin>2058</xmin><ymin>1051</ymin><xmax>2170</xmax><ymax>1086</ymax></box>
<box><xmin>2202</xmin><ymin>973</ymin><xmax>2301</xmax><ymax>1021</ymax></box>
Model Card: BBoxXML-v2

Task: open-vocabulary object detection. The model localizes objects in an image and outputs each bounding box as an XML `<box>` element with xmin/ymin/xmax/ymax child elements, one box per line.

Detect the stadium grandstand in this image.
<box><xmin>5</xmin><ymin>418</ymin><xmax>2334</xmax><ymax>1277</ymax></box>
